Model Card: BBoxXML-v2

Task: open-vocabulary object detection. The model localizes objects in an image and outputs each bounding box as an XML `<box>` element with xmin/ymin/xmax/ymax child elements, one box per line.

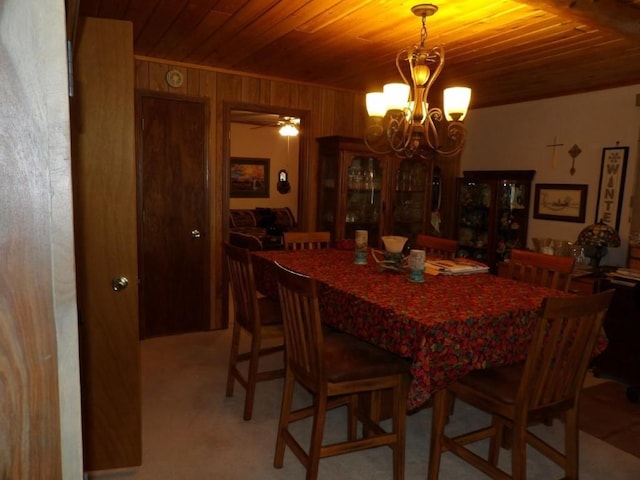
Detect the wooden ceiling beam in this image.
<box><xmin>516</xmin><ymin>0</ymin><xmax>640</xmax><ymax>38</ymax></box>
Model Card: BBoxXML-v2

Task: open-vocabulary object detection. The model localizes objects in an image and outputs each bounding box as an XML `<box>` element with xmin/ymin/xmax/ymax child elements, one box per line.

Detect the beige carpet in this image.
<box><xmin>87</xmin><ymin>330</ymin><xmax>640</xmax><ymax>480</ymax></box>
<box><xmin>580</xmin><ymin>381</ymin><xmax>640</xmax><ymax>459</ymax></box>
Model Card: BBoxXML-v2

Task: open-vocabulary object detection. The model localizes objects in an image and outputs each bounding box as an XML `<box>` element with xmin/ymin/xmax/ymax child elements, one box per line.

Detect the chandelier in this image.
<box><xmin>364</xmin><ymin>4</ymin><xmax>471</xmax><ymax>158</ymax></box>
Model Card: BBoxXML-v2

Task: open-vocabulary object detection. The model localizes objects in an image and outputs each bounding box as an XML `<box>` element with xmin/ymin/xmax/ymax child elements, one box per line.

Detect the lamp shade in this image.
<box><xmin>366</xmin><ymin>92</ymin><xmax>387</xmax><ymax>117</ymax></box>
<box><xmin>383</xmin><ymin>83</ymin><xmax>410</xmax><ymax>111</ymax></box>
<box><xmin>577</xmin><ymin>220</ymin><xmax>621</xmax><ymax>248</ymax></box>
<box><xmin>444</xmin><ymin>87</ymin><xmax>471</xmax><ymax>121</ymax></box>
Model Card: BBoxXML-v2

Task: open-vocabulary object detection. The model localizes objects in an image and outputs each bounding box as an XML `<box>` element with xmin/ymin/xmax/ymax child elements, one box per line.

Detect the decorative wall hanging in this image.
<box><xmin>533</xmin><ymin>183</ymin><xmax>588</xmax><ymax>223</ymax></box>
<box><xmin>595</xmin><ymin>145</ymin><xmax>628</xmax><ymax>231</ymax></box>
<box><xmin>230</xmin><ymin>157</ymin><xmax>270</xmax><ymax>198</ymax></box>
<box><xmin>276</xmin><ymin>169</ymin><xmax>291</xmax><ymax>194</ymax></box>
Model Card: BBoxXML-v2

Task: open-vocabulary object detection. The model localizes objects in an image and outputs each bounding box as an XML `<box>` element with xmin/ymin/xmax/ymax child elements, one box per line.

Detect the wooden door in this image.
<box><xmin>73</xmin><ymin>17</ymin><xmax>141</xmax><ymax>470</ymax></box>
<box><xmin>138</xmin><ymin>93</ymin><xmax>210</xmax><ymax>338</ymax></box>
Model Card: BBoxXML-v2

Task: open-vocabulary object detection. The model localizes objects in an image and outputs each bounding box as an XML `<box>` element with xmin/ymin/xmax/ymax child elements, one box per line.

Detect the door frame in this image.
<box><xmin>221</xmin><ymin>101</ymin><xmax>311</xmax><ymax>326</ymax></box>
<box><xmin>135</xmin><ymin>90</ymin><xmax>211</xmax><ymax>336</ymax></box>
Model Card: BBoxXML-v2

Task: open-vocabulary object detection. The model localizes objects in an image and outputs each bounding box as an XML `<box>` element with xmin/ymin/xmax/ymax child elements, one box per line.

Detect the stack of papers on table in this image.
<box><xmin>606</xmin><ymin>268</ymin><xmax>640</xmax><ymax>286</ymax></box>
<box><xmin>425</xmin><ymin>258</ymin><xmax>490</xmax><ymax>276</ymax></box>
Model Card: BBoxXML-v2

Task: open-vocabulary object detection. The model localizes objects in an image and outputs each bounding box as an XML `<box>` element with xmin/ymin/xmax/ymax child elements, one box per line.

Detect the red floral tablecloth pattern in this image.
<box><xmin>252</xmin><ymin>249</ymin><xmax>599</xmax><ymax>411</ymax></box>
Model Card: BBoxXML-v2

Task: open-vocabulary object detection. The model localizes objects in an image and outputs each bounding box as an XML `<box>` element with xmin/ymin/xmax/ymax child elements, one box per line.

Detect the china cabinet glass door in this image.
<box><xmin>392</xmin><ymin>158</ymin><xmax>428</xmax><ymax>243</ymax></box>
<box><xmin>344</xmin><ymin>154</ymin><xmax>383</xmax><ymax>243</ymax></box>
<box><xmin>456</xmin><ymin>170</ymin><xmax>535</xmax><ymax>269</ymax></box>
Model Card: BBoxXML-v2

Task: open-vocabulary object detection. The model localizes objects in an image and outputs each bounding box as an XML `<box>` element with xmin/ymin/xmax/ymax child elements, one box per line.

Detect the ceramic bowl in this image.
<box><xmin>381</xmin><ymin>236</ymin><xmax>408</xmax><ymax>254</ymax></box>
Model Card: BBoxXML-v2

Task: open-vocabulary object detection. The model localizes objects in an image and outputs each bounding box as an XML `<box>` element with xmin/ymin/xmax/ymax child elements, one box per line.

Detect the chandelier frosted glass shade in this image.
<box><xmin>364</xmin><ymin>4</ymin><xmax>471</xmax><ymax>158</ymax></box>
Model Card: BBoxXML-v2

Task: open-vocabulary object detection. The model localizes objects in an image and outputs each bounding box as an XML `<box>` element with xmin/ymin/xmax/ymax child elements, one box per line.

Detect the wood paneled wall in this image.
<box><xmin>134</xmin><ymin>58</ymin><xmax>366</xmax><ymax>328</ymax></box>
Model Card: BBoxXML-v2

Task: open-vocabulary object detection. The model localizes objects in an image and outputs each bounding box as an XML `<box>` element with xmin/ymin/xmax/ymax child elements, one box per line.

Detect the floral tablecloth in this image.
<box><xmin>252</xmin><ymin>248</ymin><xmax>598</xmax><ymax>411</ymax></box>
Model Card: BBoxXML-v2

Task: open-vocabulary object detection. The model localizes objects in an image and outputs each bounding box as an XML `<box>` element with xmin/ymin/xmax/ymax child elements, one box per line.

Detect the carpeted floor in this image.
<box><xmin>87</xmin><ymin>330</ymin><xmax>640</xmax><ymax>480</ymax></box>
<box><xmin>579</xmin><ymin>381</ymin><xmax>640</xmax><ymax>459</ymax></box>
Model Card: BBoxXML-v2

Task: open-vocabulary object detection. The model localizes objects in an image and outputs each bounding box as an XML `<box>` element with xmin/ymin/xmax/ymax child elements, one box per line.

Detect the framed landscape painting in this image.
<box><xmin>533</xmin><ymin>183</ymin><xmax>587</xmax><ymax>223</ymax></box>
<box><xmin>230</xmin><ymin>157</ymin><xmax>270</xmax><ymax>198</ymax></box>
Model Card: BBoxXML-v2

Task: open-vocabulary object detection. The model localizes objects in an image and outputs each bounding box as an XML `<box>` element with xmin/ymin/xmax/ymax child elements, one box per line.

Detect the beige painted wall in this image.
<box><xmin>462</xmin><ymin>85</ymin><xmax>640</xmax><ymax>267</ymax></box>
<box><xmin>230</xmin><ymin>123</ymin><xmax>300</xmax><ymax>219</ymax></box>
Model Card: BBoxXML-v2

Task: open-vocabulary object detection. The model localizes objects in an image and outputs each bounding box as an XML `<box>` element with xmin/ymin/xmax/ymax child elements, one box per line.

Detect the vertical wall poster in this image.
<box><xmin>595</xmin><ymin>146</ymin><xmax>629</xmax><ymax>231</ymax></box>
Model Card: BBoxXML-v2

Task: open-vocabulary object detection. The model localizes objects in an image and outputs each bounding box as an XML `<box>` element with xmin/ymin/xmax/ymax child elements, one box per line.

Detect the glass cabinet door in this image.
<box><xmin>392</xmin><ymin>158</ymin><xmax>427</xmax><ymax>243</ymax></box>
<box><xmin>495</xmin><ymin>180</ymin><xmax>529</xmax><ymax>262</ymax></box>
<box><xmin>457</xmin><ymin>180</ymin><xmax>491</xmax><ymax>262</ymax></box>
<box><xmin>344</xmin><ymin>154</ymin><xmax>383</xmax><ymax>244</ymax></box>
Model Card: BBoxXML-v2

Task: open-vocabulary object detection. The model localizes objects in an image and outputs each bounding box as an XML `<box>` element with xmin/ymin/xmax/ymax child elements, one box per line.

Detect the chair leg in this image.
<box><xmin>510</xmin><ymin>421</ymin><xmax>527</xmax><ymax>480</ymax></box>
<box><xmin>488</xmin><ymin>415</ymin><xmax>503</xmax><ymax>466</ymax></box>
<box><xmin>427</xmin><ymin>389</ymin><xmax>449</xmax><ymax>480</ymax></box>
<box><xmin>392</xmin><ymin>376</ymin><xmax>408</xmax><ymax>480</ymax></box>
<box><xmin>565</xmin><ymin>407</ymin><xmax>579</xmax><ymax>480</ymax></box>
<box><xmin>307</xmin><ymin>394</ymin><xmax>328</xmax><ymax>480</ymax></box>
<box><xmin>242</xmin><ymin>332</ymin><xmax>262</xmax><ymax>420</ymax></box>
<box><xmin>348</xmin><ymin>394</ymin><xmax>358</xmax><ymax>441</ymax></box>
<box><xmin>225</xmin><ymin>321</ymin><xmax>241</xmax><ymax>397</ymax></box>
<box><xmin>274</xmin><ymin>369</ymin><xmax>295</xmax><ymax>469</ymax></box>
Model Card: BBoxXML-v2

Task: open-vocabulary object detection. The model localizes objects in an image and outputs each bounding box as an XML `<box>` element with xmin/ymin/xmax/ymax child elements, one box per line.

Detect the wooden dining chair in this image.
<box><xmin>274</xmin><ymin>262</ymin><xmax>411</xmax><ymax>480</ymax></box>
<box><xmin>283</xmin><ymin>231</ymin><xmax>331</xmax><ymax>250</ymax></box>
<box><xmin>223</xmin><ymin>242</ymin><xmax>285</xmax><ymax>420</ymax></box>
<box><xmin>427</xmin><ymin>289</ymin><xmax>614</xmax><ymax>480</ymax></box>
<box><xmin>415</xmin><ymin>234</ymin><xmax>458</xmax><ymax>259</ymax></box>
<box><xmin>500</xmin><ymin>249</ymin><xmax>576</xmax><ymax>292</ymax></box>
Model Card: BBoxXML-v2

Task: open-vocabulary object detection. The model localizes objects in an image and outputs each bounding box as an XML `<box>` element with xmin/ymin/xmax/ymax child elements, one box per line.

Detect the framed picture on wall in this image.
<box><xmin>533</xmin><ymin>183</ymin><xmax>588</xmax><ymax>223</ymax></box>
<box><xmin>230</xmin><ymin>157</ymin><xmax>270</xmax><ymax>198</ymax></box>
<box><xmin>595</xmin><ymin>146</ymin><xmax>628</xmax><ymax>231</ymax></box>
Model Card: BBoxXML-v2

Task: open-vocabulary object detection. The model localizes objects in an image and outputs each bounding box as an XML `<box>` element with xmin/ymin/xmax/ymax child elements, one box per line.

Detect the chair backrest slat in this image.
<box><xmin>284</xmin><ymin>231</ymin><xmax>331</xmax><ymax>250</ymax></box>
<box><xmin>415</xmin><ymin>234</ymin><xmax>458</xmax><ymax>260</ymax></box>
<box><xmin>275</xmin><ymin>262</ymin><xmax>325</xmax><ymax>390</ymax></box>
<box><xmin>224</xmin><ymin>242</ymin><xmax>260</xmax><ymax>332</ymax></box>
<box><xmin>501</xmin><ymin>249</ymin><xmax>575</xmax><ymax>292</ymax></box>
<box><xmin>517</xmin><ymin>290</ymin><xmax>614</xmax><ymax>412</ymax></box>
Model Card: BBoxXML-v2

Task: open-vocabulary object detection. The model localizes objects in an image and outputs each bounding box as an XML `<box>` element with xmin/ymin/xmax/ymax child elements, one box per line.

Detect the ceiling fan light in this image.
<box><xmin>383</xmin><ymin>83</ymin><xmax>410</xmax><ymax>111</ymax></box>
<box><xmin>279</xmin><ymin>123</ymin><xmax>299</xmax><ymax>137</ymax></box>
<box><xmin>444</xmin><ymin>87</ymin><xmax>471</xmax><ymax>121</ymax></box>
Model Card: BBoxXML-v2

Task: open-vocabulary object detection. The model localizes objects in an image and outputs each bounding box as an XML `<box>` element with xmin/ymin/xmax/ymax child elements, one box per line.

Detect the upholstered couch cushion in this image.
<box><xmin>229</xmin><ymin>207</ymin><xmax>296</xmax><ymax>250</ymax></box>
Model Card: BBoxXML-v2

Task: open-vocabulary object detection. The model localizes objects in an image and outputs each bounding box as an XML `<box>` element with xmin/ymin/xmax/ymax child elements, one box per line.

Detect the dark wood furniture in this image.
<box><xmin>498</xmin><ymin>249</ymin><xmax>575</xmax><ymax>292</ymax></box>
<box><xmin>428</xmin><ymin>290</ymin><xmax>614</xmax><ymax>480</ymax></box>
<box><xmin>456</xmin><ymin>170</ymin><xmax>535</xmax><ymax>271</ymax></box>
<box><xmin>223</xmin><ymin>243</ymin><xmax>285</xmax><ymax>420</ymax></box>
<box><xmin>316</xmin><ymin>136</ymin><xmax>453</xmax><ymax>248</ymax></box>
<box><xmin>415</xmin><ymin>234</ymin><xmax>458</xmax><ymax>259</ymax></box>
<box><xmin>283</xmin><ymin>231</ymin><xmax>331</xmax><ymax>250</ymax></box>
<box><xmin>274</xmin><ymin>262</ymin><xmax>410</xmax><ymax>480</ymax></box>
<box><xmin>590</xmin><ymin>277</ymin><xmax>640</xmax><ymax>401</ymax></box>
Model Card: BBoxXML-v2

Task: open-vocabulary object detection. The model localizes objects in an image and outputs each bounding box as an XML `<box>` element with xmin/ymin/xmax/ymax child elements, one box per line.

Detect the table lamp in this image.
<box><xmin>576</xmin><ymin>220</ymin><xmax>621</xmax><ymax>272</ymax></box>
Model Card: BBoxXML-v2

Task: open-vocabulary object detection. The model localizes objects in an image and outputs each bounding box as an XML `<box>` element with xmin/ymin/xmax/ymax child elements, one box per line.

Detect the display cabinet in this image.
<box><xmin>456</xmin><ymin>170</ymin><xmax>535</xmax><ymax>270</ymax></box>
<box><xmin>317</xmin><ymin>136</ymin><xmax>447</xmax><ymax>247</ymax></box>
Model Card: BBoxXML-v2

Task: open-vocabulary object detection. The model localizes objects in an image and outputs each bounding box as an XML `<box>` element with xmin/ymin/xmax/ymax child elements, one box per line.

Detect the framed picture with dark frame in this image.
<box><xmin>533</xmin><ymin>183</ymin><xmax>588</xmax><ymax>223</ymax></box>
<box><xmin>595</xmin><ymin>146</ymin><xmax>628</xmax><ymax>231</ymax></box>
<box><xmin>230</xmin><ymin>157</ymin><xmax>270</xmax><ymax>198</ymax></box>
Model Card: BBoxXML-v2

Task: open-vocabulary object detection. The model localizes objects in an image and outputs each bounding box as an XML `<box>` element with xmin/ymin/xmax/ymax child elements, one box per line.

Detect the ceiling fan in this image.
<box><xmin>251</xmin><ymin>116</ymin><xmax>300</xmax><ymax>136</ymax></box>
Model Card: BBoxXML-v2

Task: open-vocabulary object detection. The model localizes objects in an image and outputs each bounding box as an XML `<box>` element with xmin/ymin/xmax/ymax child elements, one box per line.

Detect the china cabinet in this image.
<box><xmin>456</xmin><ymin>170</ymin><xmax>535</xmax><ymax>270</ymax></box>
<box><xmin>316</xmin><ymin>136</ymin><xmax>448</xmax><ymax>247</ymax></box>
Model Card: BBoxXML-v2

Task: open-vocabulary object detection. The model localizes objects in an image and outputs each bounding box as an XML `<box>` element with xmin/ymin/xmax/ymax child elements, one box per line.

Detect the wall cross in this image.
<box><xmin>545</xmin><ymin>136</ymin><xmax>564</xmax><ymax>168</ymax></box>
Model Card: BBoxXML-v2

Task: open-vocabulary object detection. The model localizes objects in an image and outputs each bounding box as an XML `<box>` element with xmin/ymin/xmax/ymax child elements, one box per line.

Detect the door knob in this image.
<box><xmin>112</xmin><ymin>276</ymin><xmax>129</xmax><ymax>292</ymax></box>
<box><xmin>191</xmin><ymin>229</ymin><xmax>201</xmax><ymax>238</ymax></box>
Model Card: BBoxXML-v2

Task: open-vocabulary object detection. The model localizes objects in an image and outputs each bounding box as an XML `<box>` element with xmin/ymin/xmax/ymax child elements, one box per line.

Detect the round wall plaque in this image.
<box><xmin>165</xmin><ymin>69</ymin><xmax>184</xmax><ymax>88</ymax></box>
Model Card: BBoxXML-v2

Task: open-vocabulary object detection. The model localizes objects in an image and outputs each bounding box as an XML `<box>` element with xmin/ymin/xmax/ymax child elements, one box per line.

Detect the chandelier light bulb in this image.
<box><xmin>444</xmin><ymin>87</ymin><xmax>471</xmax><ymax>121</ymax></box>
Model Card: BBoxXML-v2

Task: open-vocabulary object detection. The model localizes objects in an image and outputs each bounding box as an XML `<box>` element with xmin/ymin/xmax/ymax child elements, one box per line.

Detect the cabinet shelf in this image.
<box><xmin>456</xmin><ymin>170</ymin><xmax>535</xmax><ymax>270</ymax></box>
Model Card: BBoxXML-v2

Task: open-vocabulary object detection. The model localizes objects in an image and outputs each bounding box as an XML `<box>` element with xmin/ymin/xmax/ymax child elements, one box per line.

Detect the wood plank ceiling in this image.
<box><xmin>76</xmin><ymin>0</ymin><xmax>640</xmax><ymax>108</ymax></box>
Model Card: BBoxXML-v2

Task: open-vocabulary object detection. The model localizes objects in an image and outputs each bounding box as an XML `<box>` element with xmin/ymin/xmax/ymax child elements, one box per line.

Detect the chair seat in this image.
<box><xmin>323</xmin><ymin>333</ymin><xmax>410</xmax><ymax>383</ymax></box>
<box><xmin>454</xmin><ymin>364</ymin><xmax>523</xmax><ymax>405</ymax></box>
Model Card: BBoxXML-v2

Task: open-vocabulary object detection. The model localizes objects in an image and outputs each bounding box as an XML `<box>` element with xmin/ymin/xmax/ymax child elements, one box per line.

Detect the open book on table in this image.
<box><xmin>425</xmin><ymin>258</ymin><xmax>490</xmax><ymax>276</ymax></box>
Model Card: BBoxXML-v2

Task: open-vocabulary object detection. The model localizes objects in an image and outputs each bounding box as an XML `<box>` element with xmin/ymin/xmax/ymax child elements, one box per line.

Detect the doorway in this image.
<box><xmin>221</xmin><ymin>102</ymin><xmax>309</xmax><ymax>323</ymax></box>
<box><xmin>137</xmin><ymin>92</ymin><xmax>210</xmax><ymax>338</ymax></box>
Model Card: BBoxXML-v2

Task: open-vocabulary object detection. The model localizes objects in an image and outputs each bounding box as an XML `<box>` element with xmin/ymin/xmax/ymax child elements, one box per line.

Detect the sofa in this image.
<box><xmin>229</xmin><ymin>207</ymin><xmax>297</xmax><ymax>250</ymax></box>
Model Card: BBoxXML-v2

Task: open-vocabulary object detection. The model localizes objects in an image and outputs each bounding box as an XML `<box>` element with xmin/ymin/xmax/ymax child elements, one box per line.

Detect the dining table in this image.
<box><xmin>251</xmin><ymin>247</ymin><xmax>603</xmax><ymax>411</ymax></box>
